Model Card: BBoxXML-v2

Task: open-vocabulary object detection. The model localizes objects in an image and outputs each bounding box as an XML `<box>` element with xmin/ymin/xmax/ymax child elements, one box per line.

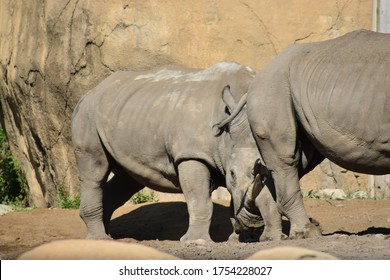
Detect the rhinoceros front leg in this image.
<box><xmin>254</xmin><ymin>174</ymin><xmax>287</xmax><ymax>241</ymax></box>
<box><xmin>178</xmin><ymin>160</ymin><xmax>213</xmax><ymax>242</ymax></box>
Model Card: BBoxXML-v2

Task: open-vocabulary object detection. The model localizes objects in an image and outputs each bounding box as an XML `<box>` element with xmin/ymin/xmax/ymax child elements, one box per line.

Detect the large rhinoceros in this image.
<box><xmin>238</xmin><ymin>30</ymin><xmax>390</xmax><ymax>240</ymax></box>
<box><xmin>71</xmin><ymin>62</ymin><xmax>261</xmax><ymax>242</ymax></box>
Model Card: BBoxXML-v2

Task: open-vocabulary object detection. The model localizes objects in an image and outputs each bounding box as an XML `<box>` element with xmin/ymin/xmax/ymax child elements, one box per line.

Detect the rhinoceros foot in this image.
<box><xmin>259</xmin><ymin>230</ymin><xmax>288</xmax><ymax>242</ymax></box>
<box><xmin>86</xmin><ymin>232</ymin><xmax>113</xmax><ymax>240</ymax></box>
<box><xmin>289</xmin><ymin>220</ymin><xmax>322</xmax><ymax>240</ymax></box>
<box><xmin>179</xmin><ymin>224</ymin><xmax>212</xmax><ymax>243</ymax></box>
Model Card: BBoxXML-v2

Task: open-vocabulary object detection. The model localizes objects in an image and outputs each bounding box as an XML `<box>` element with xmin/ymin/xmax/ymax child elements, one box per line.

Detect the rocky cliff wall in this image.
<box><xmin>0</xmin><ymin>0</ymin><xmax>372</xmax><ymax>206</ymax></box>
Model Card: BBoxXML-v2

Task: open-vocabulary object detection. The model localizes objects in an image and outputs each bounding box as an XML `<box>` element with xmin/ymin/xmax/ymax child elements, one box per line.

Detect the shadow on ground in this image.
<box><xmin>324</xmin><ymin>227</ymin><xmax>390</xmax><ymax>236</ymax></box>
<box><xmin>109</xmin><ymin>202</ymin><xmax>390</xmax><ymax>242</ymax></box>
<box><xmin>110</xmin><ymin>202</ymin><xmax>233</xmax><ymax>242</ymax></box>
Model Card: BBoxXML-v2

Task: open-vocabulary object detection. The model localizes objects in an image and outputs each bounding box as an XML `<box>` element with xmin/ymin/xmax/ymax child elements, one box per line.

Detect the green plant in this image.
<box><xmin>129</xmin><ymin>189</ymin><xmax>157</xmax><ymax>204</ymax></box>
<box><xmin>56</xmin><ymin>184</ymin><xmax>80</xmax><ymax>209</ymax></box>
<box><xmin>0</xmin><ymin>127</ymin><xmax>28</xmax><ymax>208</ymax></box>
<box><xmin>304</xmin><ymin>189</ymin><xmax>318</xmax><ymax>199</ymax></box>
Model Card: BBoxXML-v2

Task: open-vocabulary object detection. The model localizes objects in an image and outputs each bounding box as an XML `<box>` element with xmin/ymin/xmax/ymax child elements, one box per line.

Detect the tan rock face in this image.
<box><xmin>301</xmin><ymin>160</ymin><xmax>369</xmax><ymax>197</ymax></box>
<box><xmin>0</xmin><ymin>0</ymin><xmax>371</xmax><ymax>206</ymax></box>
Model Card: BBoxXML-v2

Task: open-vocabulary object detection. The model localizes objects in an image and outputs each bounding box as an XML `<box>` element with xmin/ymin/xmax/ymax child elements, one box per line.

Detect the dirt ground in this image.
<box><xmin>0</xmin><ymin>195</ymin><xmax>389</xmax><ymax>260</ymax></box>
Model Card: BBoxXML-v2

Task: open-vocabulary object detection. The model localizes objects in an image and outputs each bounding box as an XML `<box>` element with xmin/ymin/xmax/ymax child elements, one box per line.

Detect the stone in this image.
<box><xmin>212</xmin><ymin>187</ymin><xmax>231</xmax><ymax>201</ymax></box>
<box><xmin>246</xmin><ymin>246</ymin><xmax>338</xmax><ymax>260</ymax></box>
<box><xmin>350</xmin><ymin>190</ymin><xmax>369</xmax><ymax>199</ymax></box>
<box><xmin>314</xmin><ymin>189</ymin><xmax>347</xmax><ymax>200</ymax></box>
<box><xmin>18</xmin><ymin>239</ymin><xmax>179</xmax><ymax>260</ymax></box>
<box><xmin>0</xmin><ymin>204</ymin><xmax>14</xmax><ymax>216</ymax></box>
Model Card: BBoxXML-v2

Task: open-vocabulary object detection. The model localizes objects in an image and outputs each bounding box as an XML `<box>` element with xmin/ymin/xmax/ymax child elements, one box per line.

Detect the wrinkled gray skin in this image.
<box><xmin>71</xmin><ymin>62</ymin><xmax>261</xmax><ymax>242</ymax></box>
<box><xmin>242</xmin><ymin>30</ymin><xmax>390</xmax><ymax>240</ymax></box>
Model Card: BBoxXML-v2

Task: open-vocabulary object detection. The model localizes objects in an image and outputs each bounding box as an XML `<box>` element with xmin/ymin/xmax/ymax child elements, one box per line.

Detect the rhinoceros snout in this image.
<box><xmin>235</xmin><ymin>207</ymin><xmax>265</xmax><ymax>233</ymax></box>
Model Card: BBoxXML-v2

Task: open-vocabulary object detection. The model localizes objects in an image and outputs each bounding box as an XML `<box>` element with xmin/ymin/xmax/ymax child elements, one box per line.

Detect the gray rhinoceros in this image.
<box><xmin>238</xmin><ymin>30</ymin><xmax>390</xmax><ymax>240</ymax></box>
<box><xmin>71</xmin><ymin>62</ymin><xmax>261</xmax><ymax>242</ymax></box>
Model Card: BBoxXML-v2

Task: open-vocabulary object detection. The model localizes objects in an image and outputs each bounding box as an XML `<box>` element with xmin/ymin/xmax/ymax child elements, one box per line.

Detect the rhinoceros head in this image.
<box><xmin>214</xmin><ymin>86</ymin><xmax>265</xmax><ymax>236</ymax></box>
<box><xmin>234</xmin><ymin>166</ymin><xmax>268</xmax><ymax>233</ymax></box>
<box><xmin>234</xmin><ymin>152</ymin><xmax>283</xmax><ymax>240</ymax></box>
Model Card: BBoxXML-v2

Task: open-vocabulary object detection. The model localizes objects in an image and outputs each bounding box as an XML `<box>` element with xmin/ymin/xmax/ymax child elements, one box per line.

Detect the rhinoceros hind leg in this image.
<box><xmin>178</xmin><ymin>160</ymin><xmax>213</xmax><ymax>242</ymax></box>
<box><xmin>250</xmin><ymin>127</ymin><xmax>312</xmax><ymax>240</ymax></box>
<box><xmin>76</xmin><ymin>150</ymin><xmax>111</xmax><ymax>240</ymax></box>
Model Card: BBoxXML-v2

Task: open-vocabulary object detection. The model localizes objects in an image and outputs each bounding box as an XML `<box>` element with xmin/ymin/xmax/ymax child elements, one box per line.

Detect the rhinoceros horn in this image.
<box><xmin>234</xmin><ymin>171</ymin><xmax>266</xmax><ymax>233</ymax></box>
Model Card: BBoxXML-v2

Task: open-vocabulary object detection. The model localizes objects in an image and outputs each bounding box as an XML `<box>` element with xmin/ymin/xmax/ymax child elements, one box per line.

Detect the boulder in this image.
<box><xmin>246</xmin><ymin>246</ymin><xmax>338</xmax><ymax>260</ymax></box>
<box><xmin>18</xmin><ymin>239</ymin><xmax>179</xmax><ymax>260</ymax></box>
<box><xmin>0</xmin><ymin>204</ymin><xmax>14</xmax><ymax>216</ymax></box>
<box><xmin>18</xmin><ymin>240</ymin><xmax>337</xmax><ymax>260</ymax></box>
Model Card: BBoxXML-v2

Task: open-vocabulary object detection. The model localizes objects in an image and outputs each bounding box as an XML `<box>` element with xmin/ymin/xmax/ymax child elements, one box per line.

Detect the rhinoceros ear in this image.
<box><xmin>222</xmin><ymin>85</ymin><xmax>237</xmax><ymax>114</ymax></box>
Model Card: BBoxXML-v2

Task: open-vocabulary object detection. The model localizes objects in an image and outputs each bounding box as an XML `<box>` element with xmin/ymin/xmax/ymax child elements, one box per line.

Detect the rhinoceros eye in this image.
<box><xmin>230</xmin><ymin>170</ymin><xmax>236</xmax><ymax>180</ymax></box>
<box><xmin>251</xmin><ymin>169</ymin><xmax>255</xmax><ymax>176</ymax></box>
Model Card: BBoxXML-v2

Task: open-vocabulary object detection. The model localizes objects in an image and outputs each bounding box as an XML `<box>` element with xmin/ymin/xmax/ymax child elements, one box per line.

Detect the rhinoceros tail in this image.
<box><xmin>213</xmin><ymin>91</ymin><xmax>248</xmax><ymax>136</ymax></box>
